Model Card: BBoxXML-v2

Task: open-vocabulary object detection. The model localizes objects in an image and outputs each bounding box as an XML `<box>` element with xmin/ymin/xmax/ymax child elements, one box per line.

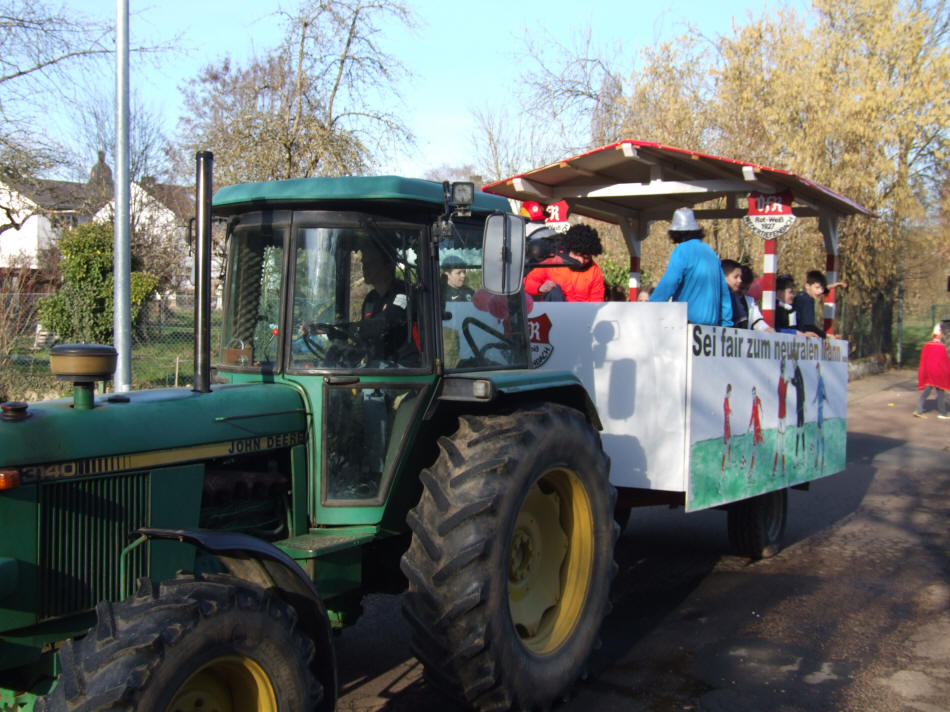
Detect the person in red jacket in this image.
<box><xmin>913</xmin><ymin>322</ymin><xmax>950</xmax><ymax>419</ymax></box>
<box><xmin>523</xmin><ymin>224</ymin><xmax>605</xmax><ymax>302</ymax></box>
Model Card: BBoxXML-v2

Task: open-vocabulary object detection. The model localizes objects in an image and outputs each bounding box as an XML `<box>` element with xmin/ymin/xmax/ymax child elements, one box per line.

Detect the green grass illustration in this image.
<box><xmin>688</xmin><ymin>418</ymin><xmax>846</xmax><ymax>510</ymax></box>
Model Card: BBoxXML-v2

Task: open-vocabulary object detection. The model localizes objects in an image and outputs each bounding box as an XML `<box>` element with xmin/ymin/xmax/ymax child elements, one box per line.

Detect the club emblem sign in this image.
<box><xmin>744</xmin><ymin>191</ymin><xmax>797</xmax><ymax>239</ymax></box>
<box><xmin>544</xmin><ymin>200</ymin><xmax>571</xmax><ymax>234</ymax></box>
<box><xmin>527</xmin><ymin>313</ymin><xmax>554</xmax><ymax>368</ymax></box>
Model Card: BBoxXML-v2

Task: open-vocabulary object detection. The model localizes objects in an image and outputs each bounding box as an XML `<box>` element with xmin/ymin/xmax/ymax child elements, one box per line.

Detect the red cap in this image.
<box><xmin>520</xmin><ymin>201</ymin><xmax>545</xmax><ymax>221</ymax></box>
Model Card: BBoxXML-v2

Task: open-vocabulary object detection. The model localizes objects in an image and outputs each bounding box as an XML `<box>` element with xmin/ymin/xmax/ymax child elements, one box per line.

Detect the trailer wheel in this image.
<box><xmin>401</xmin><ymin>403</ymin><xmax>617</xmax><ymax>710</ymax></box>
<box><xmin>727</xmin><ymin>489</ymin><xmax>788</xmax><ymax>559</ymax></box>
<box><xmin>40</xmin><ymin>573</ymin><xmax>323</xmax><ymax>712</ymax></box>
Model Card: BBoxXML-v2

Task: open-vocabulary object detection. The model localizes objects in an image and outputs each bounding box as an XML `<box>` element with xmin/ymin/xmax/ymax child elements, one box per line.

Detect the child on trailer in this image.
<box><xmin>720</xmin><ymin>260</ymin><xmax>773</xmax><ymax>332</ymax></box>
<box><xmin>740</xmin><ymin>265</ymin><xmax>772</xmax><ymax>332</ymax></box>
<box><xmin>721</xmin><ymin>259</ymin><xmax>747</xmax><ymax>328</ymax></box>
<box><xmin>775</xmin><ymin>274</ymin><xmax>819</xmax><ymax>337</ymax></box>
<box><xmin>793</xmin><ymin>270</ymin><xmax>847</xmax><ymax>338</ymax></box>
<box><xmin>774</xmin><ymin>274</ymin><xmax>799</xmax><ymax>334</ymax></box>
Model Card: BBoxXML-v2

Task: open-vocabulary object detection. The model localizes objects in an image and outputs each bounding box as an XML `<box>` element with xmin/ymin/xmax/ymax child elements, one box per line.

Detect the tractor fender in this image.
<box><xmin>137</xmin><ymin>527</ymin><xmax>337</xmax><ymax>710</ymax></box>
<box><xmin>431</xmin><ymin>372</ymin><xmax>602</xmax><ymax>430</ymax></box>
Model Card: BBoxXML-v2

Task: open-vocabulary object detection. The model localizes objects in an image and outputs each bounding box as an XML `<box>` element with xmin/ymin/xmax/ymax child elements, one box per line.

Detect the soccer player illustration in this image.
<box><xmin>747</xmin><ymin>385</ymin><xmax>764</xmax><ymax>477</ymax></box>
<box><xmin>791</xmin><ymin>361</ymin><xmax>806</xmax><ymax>460</ymax></box>
<box><xmin>773</xmin><ymin>358</ymin><xmax>789</xmax><ymax>477</ymax></box>
<box><xmin>813</xmin><ymin>362</ymin><xmax>828</xmax><ymax>469</ymax></box>
<box><xmin>721</xmin><ymin>383</ymin><xmax>733</xmax><ymax>475</ymax></box>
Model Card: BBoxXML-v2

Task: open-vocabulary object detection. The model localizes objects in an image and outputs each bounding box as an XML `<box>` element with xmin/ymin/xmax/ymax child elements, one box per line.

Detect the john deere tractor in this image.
<box><xmin>0</xmin><ymin>153</ymin><xmax>616</xmax><ymax>711</ymax></box>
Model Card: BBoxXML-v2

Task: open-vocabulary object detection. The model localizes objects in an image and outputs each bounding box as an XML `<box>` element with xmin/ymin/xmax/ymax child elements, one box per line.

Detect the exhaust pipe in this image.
<box><xmin>194</xmin><ymin>151</ymin><xmax>213</xmax><ymax>393</ymax></box>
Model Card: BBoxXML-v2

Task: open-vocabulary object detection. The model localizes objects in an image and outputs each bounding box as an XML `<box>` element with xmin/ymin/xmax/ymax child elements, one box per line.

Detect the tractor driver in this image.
<box><xmin>356</xmin><ymin>242</ymin><xmax>418</xmax><ymax>365</ymax></box>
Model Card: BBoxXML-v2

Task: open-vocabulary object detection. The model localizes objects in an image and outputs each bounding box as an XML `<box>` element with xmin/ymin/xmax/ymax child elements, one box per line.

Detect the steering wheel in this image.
<box><xmin>311</xmin><ymin>322</ymin><xmax>359</xmax><ymax>342</ymax></box>
<box><xmin>299</xmin><ymin>321</ymin><xmax>369</xmax><ymax>367</ymax></box>
<box><xmin>461</xmin><ymin>317</ymin><xmax>517</xmax><ymax>363</ymax></box>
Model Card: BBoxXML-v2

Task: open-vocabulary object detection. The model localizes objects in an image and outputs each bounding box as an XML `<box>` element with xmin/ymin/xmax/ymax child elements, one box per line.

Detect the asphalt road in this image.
<box><xmin>332</xmin><ymin>368</ymin><xmax>949</xmax><ymax>712</ymax></box>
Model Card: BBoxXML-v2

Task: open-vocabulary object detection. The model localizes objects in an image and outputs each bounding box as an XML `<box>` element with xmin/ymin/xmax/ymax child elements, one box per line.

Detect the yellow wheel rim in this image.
<box><xmin>166</xmin><ymin>655</ymin><xmax>278</xmax><ymax>712</ymax></box>
<box><xmin>507</xmin><ymin>467</ymin><xmax>594</xmax><ymax>656</ymax></box>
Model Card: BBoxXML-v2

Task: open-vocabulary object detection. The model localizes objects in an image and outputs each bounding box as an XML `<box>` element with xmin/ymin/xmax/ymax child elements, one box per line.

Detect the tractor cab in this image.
<box><xmin>212</xmin><ymin>177</ymin><xmax>532</xmax><ymax>377</ymax></box>
<box><xmin>209</xmin><ymin>176</ymin><xmax>533</xmax><ymax>518</ymax></box>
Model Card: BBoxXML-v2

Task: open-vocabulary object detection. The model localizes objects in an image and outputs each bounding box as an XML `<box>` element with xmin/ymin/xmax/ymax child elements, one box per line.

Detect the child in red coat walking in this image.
<box><xmin>913</xmin><ymin>323</ymin><xmax>950</xmax><ymax>419</ymax></box>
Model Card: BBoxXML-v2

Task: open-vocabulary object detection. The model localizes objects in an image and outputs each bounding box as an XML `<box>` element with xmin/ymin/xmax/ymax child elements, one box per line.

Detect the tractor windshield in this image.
<box><xmin>218</xmin><ymin>210</ymin><xmax>426</xmax><ymax>372</ymax></box>
<box><xmin>288</xmin><ymin>216</ymin><xmax>424</xmax><ymax>371</ymax></box>
<box><xmin>218</xmin><ymin>209</ymin><xmax>530</xmax><ymax>373</ymax></box>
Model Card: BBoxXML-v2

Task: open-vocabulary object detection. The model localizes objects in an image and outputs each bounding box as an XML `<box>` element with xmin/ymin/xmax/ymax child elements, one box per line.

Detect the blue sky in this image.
<box><xmin>61</xmin><ymin>0</ymin><xmax>799</xmax><ymax>177</ymax></box>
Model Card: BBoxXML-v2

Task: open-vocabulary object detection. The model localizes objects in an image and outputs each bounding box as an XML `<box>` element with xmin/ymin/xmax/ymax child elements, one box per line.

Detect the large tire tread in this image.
<box><xmin>39</xmin><ymin>573</ymin><xmax>322</xmax><ymax>712</ymax></box>
<box><xmin>401</xmin><ymin>403</ymin><xmax>616</xmax><ymax>710</ymax></box>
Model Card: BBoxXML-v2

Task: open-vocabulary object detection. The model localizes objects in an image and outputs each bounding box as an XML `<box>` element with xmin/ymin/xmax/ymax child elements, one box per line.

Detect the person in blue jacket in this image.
<box><xmin>649</xmin><ymin>207</ymin><xmax>733</xmax><ymax>326</ymax></box>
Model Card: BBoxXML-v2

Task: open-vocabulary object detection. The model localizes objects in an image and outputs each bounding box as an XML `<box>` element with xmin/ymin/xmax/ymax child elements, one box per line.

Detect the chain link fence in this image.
<box><xmin>1</xmin><ymin>293</ymin><xmax>221</xmax><ymax>401</ymax></box>
<box><xmin>132</xmin><ymin>295</ymin><xmax>222</xmax><ymax>388</ymax></box>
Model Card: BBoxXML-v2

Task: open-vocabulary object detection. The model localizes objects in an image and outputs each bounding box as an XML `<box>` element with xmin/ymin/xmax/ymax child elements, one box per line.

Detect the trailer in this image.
<box><xmin>483</xmin><ymin>140</ymin><xmax>873</xmax><ymax>556</ymax></box>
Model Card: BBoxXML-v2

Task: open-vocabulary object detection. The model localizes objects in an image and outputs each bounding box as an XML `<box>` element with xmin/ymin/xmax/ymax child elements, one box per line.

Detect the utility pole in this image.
<box><xmin>113</xmin><ymin>0</ymin><xmax>131</xmax><ymax>391</ymax></box>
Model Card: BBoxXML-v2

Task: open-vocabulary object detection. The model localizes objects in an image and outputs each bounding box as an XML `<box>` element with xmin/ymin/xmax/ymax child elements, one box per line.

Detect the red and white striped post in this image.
<box><xmin>628</xmin><ymin>253</ymin><xmax>641</xmax><ymax>301</ymax></box>
<box><xmin>761</xmin><ymin>238</ymin><xmax>777</xmax><ymax>327</ymax></box>
<box><xmin>824</xmin><ymin>252</ymin><xmax>838</xmax><ymax>334</ymax></box>
<box><xmin>818</xmin><ymin>215</ymin><xmax>840</xmax><ymax>336</ymax></box>
<box><xmin>620</xmin><ymin>218</ymin><xmax>647</xmax><ymax>302</ymax></box>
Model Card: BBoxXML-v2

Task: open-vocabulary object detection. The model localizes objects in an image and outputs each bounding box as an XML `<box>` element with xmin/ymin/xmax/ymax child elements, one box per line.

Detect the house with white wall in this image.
<box><xmin>1</xmin><ymin>152</ymin><xmax>194</xmax><ymax>287</ymax></box>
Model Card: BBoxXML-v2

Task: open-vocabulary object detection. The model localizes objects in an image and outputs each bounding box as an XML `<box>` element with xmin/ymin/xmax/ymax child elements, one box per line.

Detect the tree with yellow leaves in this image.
<box><xmin>505</xmin><ymin>0</ymin><xmax>948</xmax><ymax>355</ymax></box>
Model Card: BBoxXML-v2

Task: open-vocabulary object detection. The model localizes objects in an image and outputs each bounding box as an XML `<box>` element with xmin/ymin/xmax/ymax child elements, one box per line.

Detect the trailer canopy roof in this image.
<box><xmin>482</xmin><ymin>140</ymin><xmax>873</xmax><ymax>225</ymax></box>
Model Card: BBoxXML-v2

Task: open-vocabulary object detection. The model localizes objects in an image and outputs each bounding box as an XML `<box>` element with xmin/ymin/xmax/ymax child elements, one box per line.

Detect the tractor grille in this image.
<box><xmin>39</xmin><ymin>473</ymin><xmax>150</xmax><ymax>619</ymax></box>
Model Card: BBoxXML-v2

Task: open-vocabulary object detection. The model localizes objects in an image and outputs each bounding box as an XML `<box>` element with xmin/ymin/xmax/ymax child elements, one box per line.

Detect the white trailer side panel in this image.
<box><xmin>530</xmin><ymin>302</ymin><xmax>689</xmax><ymax>492</ymax></box>
<box><xmin>529</xmin><ymin>304</ymin><xmax>849</xmax><ymax>507</ymax></box>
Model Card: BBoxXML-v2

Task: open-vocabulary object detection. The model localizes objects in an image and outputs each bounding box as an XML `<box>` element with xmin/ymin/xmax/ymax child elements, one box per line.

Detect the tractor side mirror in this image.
<box><xmin>482</xmin><ymin>213</ymin><xmax>525</xmax><ymax>295</ymax></box>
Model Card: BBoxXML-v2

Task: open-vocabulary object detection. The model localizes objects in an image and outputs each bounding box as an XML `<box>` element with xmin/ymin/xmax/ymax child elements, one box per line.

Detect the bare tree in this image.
<box><xmin>469</xmin><ymin>24</ymin><xmax>624</xmax><ymax>182</ymax></box>
<box><xmin>0</xmin><ymin>0</ymin><xmax>112</xmax><ymax>236</ymax></box>
<box><xmin>0</xmin><ymin>0</ymin><xmax>110</xmax><ymax>96</ymax></box>
<box><xmin>178</xmin><ymin>0</ymin><xmax>415</xmax><ymax>186</ymax></box>
<box><xmin>67</xmin><ymin>88</ymin><xmax>176</xmax><ymax>184</ymax></box>
<box><xmin>520</xmin><ymin>27</ymin><xmax>625</xmax><ymax>151</ymax></box>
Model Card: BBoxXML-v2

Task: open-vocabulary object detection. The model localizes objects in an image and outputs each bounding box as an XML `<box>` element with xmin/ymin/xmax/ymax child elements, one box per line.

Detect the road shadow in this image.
<box><xmin>591</xmin><ymin>438</ymin><xmax>881</xmax><ymax>682</ymax></box>
<box><xmin>845</xmin><ymin>431</ymin><xmax>911</xmax><ymax>465</ymax></box>
<box><xmin>588</xmin><ymin>506</ymin><xmax>726</xmax><ymax>676</ymax></box>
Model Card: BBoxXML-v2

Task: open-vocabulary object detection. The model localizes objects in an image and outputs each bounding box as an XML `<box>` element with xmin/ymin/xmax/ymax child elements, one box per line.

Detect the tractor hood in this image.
<box><xmin>0</xmin><ymin>383</ymin><xmax>308</xmax><ymax>480</ymax></box>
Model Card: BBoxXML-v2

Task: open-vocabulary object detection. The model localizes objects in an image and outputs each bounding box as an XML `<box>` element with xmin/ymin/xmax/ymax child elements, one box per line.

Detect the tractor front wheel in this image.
<box><xmin>40</xmin><ymin>573</ymin><xmax>323</xmax><ymax>712</ymax></box>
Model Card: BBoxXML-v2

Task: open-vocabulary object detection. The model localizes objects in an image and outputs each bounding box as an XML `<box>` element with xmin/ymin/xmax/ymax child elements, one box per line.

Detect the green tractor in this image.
<box><xmin>0</xmin><ymin>153</ymin><xmax>617</xmax><ymax>711</ymax></box>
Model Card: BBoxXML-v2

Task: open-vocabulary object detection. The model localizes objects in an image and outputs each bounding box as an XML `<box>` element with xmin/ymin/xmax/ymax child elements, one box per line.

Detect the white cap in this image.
<box><xmin>670</xmin><ymin>207</ymin><xmax>700</xmax><ymax>232</ymax></box>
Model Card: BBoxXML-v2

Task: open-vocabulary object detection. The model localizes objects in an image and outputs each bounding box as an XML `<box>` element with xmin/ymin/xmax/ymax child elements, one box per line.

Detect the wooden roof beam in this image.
<box><xmin>510</xmin><ymin>177</ymin><xmax>553</xmax><ymax>200</ymax></box>
<box><xmin>564</xmin><ymin>179</ymin><xmax>758</xmax><ymax>199</ymax></box>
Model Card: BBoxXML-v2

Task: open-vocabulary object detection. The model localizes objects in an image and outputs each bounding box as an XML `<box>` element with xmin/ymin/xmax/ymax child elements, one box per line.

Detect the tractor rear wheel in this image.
<box><xmin>401</xmin><ymin>403</ymin><xmax>617</xmax><ymax>710</ymax></box>
<box><xmin>40</xmin><ymin>573</ymin><xmax>323</xmax><ymax>712</ymax></box>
